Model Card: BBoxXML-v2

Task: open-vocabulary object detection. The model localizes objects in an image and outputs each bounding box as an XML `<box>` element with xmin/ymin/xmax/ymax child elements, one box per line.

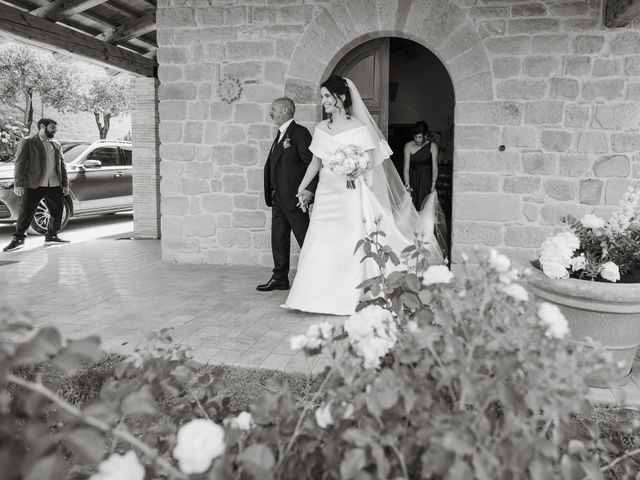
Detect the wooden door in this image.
<box><xmin>331</xmin><ymin>38</ymin><xmax>390</xmax><ymax>137</ymax></box>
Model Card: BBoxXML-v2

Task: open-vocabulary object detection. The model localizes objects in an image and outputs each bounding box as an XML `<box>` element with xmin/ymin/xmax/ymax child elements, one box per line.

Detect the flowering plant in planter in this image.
<box><xmin>535</xmin><ymin>184</ymin><xmax>640</xmax><ymax>282</ymax></box>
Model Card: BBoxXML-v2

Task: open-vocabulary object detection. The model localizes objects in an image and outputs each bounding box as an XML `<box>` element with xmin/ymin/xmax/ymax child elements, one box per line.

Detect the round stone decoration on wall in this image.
<box><xmin>217</xmin><ymin>76</ymin><xmax>243</xmax><ymax>104</ymax></box>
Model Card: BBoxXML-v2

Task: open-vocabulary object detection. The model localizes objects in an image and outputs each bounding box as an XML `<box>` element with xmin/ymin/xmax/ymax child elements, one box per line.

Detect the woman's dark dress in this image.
<box><xmin>409</xmin><ymin>142</ymin><xmax>433</xmax><ymax>210</ymax></box>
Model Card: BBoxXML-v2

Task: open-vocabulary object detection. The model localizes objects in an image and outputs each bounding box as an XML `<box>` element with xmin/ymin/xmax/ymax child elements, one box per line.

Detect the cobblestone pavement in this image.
<box><xmin>0</xmin><ymin>236</ymin><xmax>337</xmax><ymax>376</ymax></box>
<box><xmin>1</xmin><ymin>235</ymin><xmax>638</xmax><ymax>407</ymax></box>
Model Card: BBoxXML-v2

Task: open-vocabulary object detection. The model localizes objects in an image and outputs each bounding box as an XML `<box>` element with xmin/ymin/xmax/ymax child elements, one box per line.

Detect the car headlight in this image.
<box><xmin>0</xmin><ymin>180</ymin><xmax>13</xmax><ymax>189</ymax></box>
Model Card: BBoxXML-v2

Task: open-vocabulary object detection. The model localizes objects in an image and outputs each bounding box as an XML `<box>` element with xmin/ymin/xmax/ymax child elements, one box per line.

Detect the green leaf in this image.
<box><xmin>354</xmin><ymin>239</ymin><xmax>365</xmax><ymax>254</ymax></box>
<box><xmin>239</xmin><ymin>444</ymin><xmax>275</xmax><ymax>478</ymax></box>
<box><xmin>401</xmin><ymin>292</ymin><xmax>421</xmax><ymax>310</ymax></box>
<box><xmin>340</xmin><ymin>448</ymin><xmax>367</xmax><ymax>480</ymax></box>
<box><xmin>24</xmin><ymin>454</ymin><xmax>65</xmax><ymax>480</ymax></box>
<box><xmin>580</xmin><ymin>460</ymin><xmax>604</xmax><ymax>480</ymax></box>
<box><xmin>13</xmin><ymin>327</ymin><xmax>61</xmax><ymax>366</ymax></box>
<box><xmin>386</xmin><ymin>271</ymin><xmax>404</xmax><ymax>289</ymax></box>
<box><xmin>342</xmin><ymin>428</ymin><xmax>370</xmax><ymax>447</ymax></box>
<box><xmin>404</xmin><ymin>273</ymin><xmax>422</xmax><ymax>293</ymax></box>
<box><xmin>64</xmin><ymin>428</ymin><xmax>105</xmax><ymax>464</ymax></box>
<box><xmin>529</xmin><ymin>458</ymin><xmax>555</xmax><ymax>480</ymax></box>
<box><xmin>121</xmin><ymin>387</ymin><xmax>158</xmax><ymax>416</ymax></box>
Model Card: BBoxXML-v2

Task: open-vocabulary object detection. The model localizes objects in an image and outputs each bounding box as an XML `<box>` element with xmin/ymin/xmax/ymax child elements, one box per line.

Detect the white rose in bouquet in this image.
<box><xmin>173</xmin><ymin>419</ymin><xmax>225</xmax><ymax>474</ymax></box>
<box><xmin>599</xmin><ymin>261</ymin><xmax>620</xmax><ymax>282</ymax></box>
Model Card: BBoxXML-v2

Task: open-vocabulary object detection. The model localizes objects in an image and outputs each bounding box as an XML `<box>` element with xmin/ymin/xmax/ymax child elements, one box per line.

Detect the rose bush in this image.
<box><xmin>2</xmin><ymin>224</ymin><xmax>640</xmax><ymax>479</ymax></box>
<box><xmin>0</xmin><ymin>118</ymin><xmax>27</xmax><ymax>162</ymax></box>
<box><xmin>535</xmin><ymin>184</ymin><xmax>640</xmax><ymax>282</ymax></box>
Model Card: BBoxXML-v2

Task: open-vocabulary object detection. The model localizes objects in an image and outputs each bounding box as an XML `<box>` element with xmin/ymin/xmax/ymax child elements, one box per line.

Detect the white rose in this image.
<box><xmin>581</xmin><ymin>213</ymin><xmax>605</xmax><ymax>230</ymax></box>
<box><xmin>541</xmin><ymin>261</ymin><xmax>570</xmax><ymax>280</ymax></box>
<box><xmin>357</xmin><ymin>335</ymin><xmax>395</xmax><ymax>369</ymax></box>
<box><xmin>422</xmin><ymin>265</ymin><xmax>454</xmax><ymax>286</ymax></box>
<box><xmin>599</xmin><ymin>261</ymin><xmax>620</xmax><ymax>282</ymax></box>
<box><xmin>556</xmin><ymin>231</ymin><xmax>580</xmax><ymax>251</ymax></box>
<box><xmin>538</xmin><ymin>302</ymin><xmax>570</xmax><ymax>340</ymax></box>
<box><xmin>315</xmin><ymin>403</ymin><xmax>333</xmax><ymax>428</ymax></box>
<box><xmin>569</xmin><ymin>254</ymin><xmax>586</xmax><ymax>272</ymax></box>
<box><xmin>173</xmin><ymin>419</ymin><xmax>225</xmax><ymax>474</ymax></box>
<box><xmin>307</xmin><ymin>322</ymin><xmax>333</xmax><ymax>340</ymax></box>
<box><xmin>488</xmin><ymin>249</ymin><xmax>511</xmax><ymax>273</ymax></box>
<box><xmin>341</xmin><ymin>402</ymin><xmax>355</xmax><ymax>420</ymax></box>
<box><xmin>231</xmin><ymin>411</ymin><xmax>253</xmax><ymax>431</ymax></box>
<box><xmin>304</xmin><ymin>336</ymin><xmax>324</xmax><ymax>350</ymax></box>
<box><xmin>501</xmin><ymin>283</ymin><xmax>529</xmax><ymax>303</ymax></box>
<box><xmin>90</xmin><ymin>451</ymin><xmax>145</xmax><ymax>480</ymax></box>
<box><xmin>289</xmin><ymin>334</ymin><xmax>308</xmax><ymax>351</ymax></box>
<box><xmin>407</xmin><ymin>320</ymin><xmax>419</xmax><ymax>332</ymax></box>
<box><xmin>345</xmin><ymin>305</ymin><xmax>391</xmax><ymax>342</ymax></box>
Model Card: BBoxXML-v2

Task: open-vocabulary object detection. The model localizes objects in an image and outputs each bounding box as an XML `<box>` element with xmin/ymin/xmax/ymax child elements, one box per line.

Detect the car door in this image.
<box><xmin>72</xmin><ymin>146</ymin><xmax>129</xmax><ymax>211</ymax></box>
<box><xmin>118</xmin><ymin>147</ymin><xmax>133</xmax><ymax>200</ymax></box>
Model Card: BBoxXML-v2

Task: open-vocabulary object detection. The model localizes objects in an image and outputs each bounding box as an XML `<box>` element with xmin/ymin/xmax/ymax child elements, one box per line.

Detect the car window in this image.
<box><xmin>62</xmin><ymin>144</ymin><xmax>89</xmax><ymax>163</ymax></box>
<box><xmin>86</xmin><ymin>147</ymin><xmax>122</xmax><ymax>167</ymax></box>
<box><xmin>119</xmin><ymin>148</ymin><xmax>132</xmax><ymax>166</ymax></box>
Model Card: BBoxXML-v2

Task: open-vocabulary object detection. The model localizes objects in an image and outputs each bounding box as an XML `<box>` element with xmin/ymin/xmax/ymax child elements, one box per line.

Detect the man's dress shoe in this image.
<box><xmin>256</xmin><ymin>278</ymin><xmax>290</xmax><ymax>291</ymax></box>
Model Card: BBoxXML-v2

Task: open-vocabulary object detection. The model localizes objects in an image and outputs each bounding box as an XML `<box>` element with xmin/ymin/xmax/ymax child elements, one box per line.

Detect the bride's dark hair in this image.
<box><xmin>321</xmin><ymin>75</ymin><xmax>352</xmax><ymax>128</ymax></box>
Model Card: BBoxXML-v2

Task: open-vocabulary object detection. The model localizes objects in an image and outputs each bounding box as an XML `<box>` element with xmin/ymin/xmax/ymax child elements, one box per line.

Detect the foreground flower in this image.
<box><xmin>501</xmin><ymin>283</ymin><xmax>529</xmax><ymax>303</ymax></box>
<box><xmin>538</xmin><ymin>302</ymin><xmax>569</xmax><ymax>340</ymax></box>
<box><xmin>488</xmin><ymin>249</ymin><xmax>511</xmax><ymax>273</ymax></box>
<box><xmin>581</xmin><ymin>213</ymin><xmax>605</xmax><ymax>230</ymax></box>
<box><xmin>422</xmin><ymin>265</ymin><xmax>454</xmax><ymax>286</ymax></box>
<box><xmin>569</xmin><ymin>253</ymin><xmax>586</xmax><ymax>272</ymax></box>
<box><xmin>173</xmin><ymin>419</ymin><xmax>225</xmax><ymax>474</ymax></box>
<box><xmin>315</xmin><ymin>403</ymin><xmax>333</xmax><ymax>428</ymax></box>
<box><xmin>542</xmin><ymin>261</ymin><xmax>570</xmax><ymax>280</ymax></box>
<box><xmin>90</xmin><ymin>451</ymin><xmax>145</xmax><ymax>480</ymax></box>
<box><xmin>226</xmin><ymin>411</ymin><xmax>254</xmax><ymax>431</ymax></box>
<box><xmin>289</xmin><ymin>322</ymin><xmax>334</xmax><ymax>351</ymax></box>
<box><xmin>289</xmin><ymin>334</ymin><xmax>308</xmax><ymax>351</ymax></box>
<box><xmin>599</xmin><ymin>261</ymin><xmax>620</xmax><ymax>283</ymax></box>
<box><xmin>344</xmin><ymin>305</ymin><xmax>397</xmax><ymax>369</ymax></box>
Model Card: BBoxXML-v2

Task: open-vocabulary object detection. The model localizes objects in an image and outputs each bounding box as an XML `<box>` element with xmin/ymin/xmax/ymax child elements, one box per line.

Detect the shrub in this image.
<box><xmin>0</xmin><ymin>118</ymin><xmax>27</xmax><ymax>162</ymax></box>
<box><xmin>1</xmin><ymin>227</ymin><xmax>639</xmax><ymax>479</ymax></box>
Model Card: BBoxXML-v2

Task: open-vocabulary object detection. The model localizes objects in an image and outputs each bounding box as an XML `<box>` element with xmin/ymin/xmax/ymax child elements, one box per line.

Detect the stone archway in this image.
<box><xmin>283</xmin><ymin>0</ymin><xmax>497</xmax><ymax>263</ymax></box>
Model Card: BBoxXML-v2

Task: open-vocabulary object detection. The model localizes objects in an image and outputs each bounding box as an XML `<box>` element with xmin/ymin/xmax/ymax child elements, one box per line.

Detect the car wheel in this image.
<box><xmin>29</xmin><ymin>199</ymin><xmax>71</xmax><ymax>235</ymax></box>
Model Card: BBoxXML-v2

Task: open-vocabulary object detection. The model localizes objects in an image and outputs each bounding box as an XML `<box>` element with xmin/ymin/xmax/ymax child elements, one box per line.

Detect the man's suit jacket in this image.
<box><xmin>264</xmin><ymin>120</ymin><xmax>317</xmax><ymax>211</ymax></box>
<box><xmin>13</xmin><ymin>134</ymin><xmax>68</xmax><ymax>189</ymax></box>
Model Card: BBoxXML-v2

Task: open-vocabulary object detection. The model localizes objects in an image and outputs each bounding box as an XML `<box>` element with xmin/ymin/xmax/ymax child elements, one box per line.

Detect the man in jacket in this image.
<box><xmin>3</xmin><ymin>118</ymin><xmax>70</xmax><ymax>252</ymax></box>
<box><xmin>257</xmin><ymin>97</ymin><xmax>317</xmax><ymax>291</ymax></box>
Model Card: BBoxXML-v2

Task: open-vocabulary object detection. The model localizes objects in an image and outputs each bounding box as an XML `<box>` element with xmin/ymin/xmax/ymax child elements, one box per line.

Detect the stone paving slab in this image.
<box><xmin>0</xmin><ymin>236</ymin><xmax>638</xmax><ymax>408</ymax></box>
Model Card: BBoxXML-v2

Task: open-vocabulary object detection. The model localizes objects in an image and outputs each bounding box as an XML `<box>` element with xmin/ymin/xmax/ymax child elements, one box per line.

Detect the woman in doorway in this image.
<box><xmin>403</xmin><ymin>121</ymin><xmax>438</xmax><ymax>211</ymax></box>
<box><xmin>281</xmin><ymin>76</ymin><xmax>443</xmax><ymax>316</ymax></box>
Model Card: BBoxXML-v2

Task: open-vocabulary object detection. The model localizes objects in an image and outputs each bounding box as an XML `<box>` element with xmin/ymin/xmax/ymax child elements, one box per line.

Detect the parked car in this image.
<box><xmin>0</xmin><ymin>140</ymin><xmax>132</xmax><ymax>234</ymax></box>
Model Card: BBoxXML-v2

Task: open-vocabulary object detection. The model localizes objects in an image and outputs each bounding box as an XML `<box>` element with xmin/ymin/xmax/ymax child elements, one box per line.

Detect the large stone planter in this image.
<box><xmin>528</xmin><ymin>269</ymin><xmax>640</xmax><ymax>384</ymax></box>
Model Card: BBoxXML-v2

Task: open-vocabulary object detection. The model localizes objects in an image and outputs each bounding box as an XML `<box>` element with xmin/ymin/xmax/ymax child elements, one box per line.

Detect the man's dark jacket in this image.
<box><xmin>13</xmin><ymin>134</ymin><xmax>68</xmax><ymax>189</ymax></box>
<box><xmin>264</xmin><ymin>120</ymin><xmax>317</xmax><ymax>210</ymax></box>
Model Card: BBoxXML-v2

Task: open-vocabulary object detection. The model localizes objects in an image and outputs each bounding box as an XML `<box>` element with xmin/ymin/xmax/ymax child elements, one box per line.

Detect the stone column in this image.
<box><xmin>132</xmin><ymin>76</ymin><xmax>161</xmax><ymax>239</ymax></box>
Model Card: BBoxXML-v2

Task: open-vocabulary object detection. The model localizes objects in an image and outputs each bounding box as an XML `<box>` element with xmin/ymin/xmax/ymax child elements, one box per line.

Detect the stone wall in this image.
<box><xmin>157</xmin><ymin>0</ymin><xmax>640</xmax><ymax>267</ymax></box>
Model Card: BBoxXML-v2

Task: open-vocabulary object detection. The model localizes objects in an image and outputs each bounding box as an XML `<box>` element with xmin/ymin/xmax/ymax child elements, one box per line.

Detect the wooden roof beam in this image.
<box><xmin>96</xmin><ymin>11</ymin><xmax>156</xmax><ymax>43</ymax></box>
<box><xmin>604</xmin><ymin>0</ymin><xmax>640</xmax><ymax>27</ymax></box>
<box><xmin>31</xmin><ymin>0</ymin><xmax>109</xmax><ymax>22</ymax></box>
<box><xmin>0</xmin><ymin>3</ymin><xmax>156</xmax><ymax>76</ymax></box>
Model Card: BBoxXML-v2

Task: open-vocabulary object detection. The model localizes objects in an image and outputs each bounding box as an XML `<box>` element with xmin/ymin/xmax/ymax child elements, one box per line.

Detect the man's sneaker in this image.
<box><xmin>3</xmin><ymin>238</ymin><xmax>25</xmax><ymax>252</ymax></box>
<box><xmin>44</xmin><ymin>235</ymin><xmax>70</xmax><ymax>245</ymax></box>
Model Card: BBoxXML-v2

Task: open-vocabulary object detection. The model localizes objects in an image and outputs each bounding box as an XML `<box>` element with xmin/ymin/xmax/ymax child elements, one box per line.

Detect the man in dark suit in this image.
<box><xmin>3</xmin><ymin>118</ymin><xmax>70</xmax><ymax>252</ymax></box>
<box><xmin>257</xmin><ymin>97</ymin><xmax>317</xmax><ymax>291</ymax></box>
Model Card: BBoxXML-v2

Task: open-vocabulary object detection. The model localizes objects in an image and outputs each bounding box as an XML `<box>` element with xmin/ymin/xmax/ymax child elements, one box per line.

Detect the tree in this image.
<box><xmin>0</xmin><ymin>45</ymin><xmax>80</xmax><ymax>133</ymax></box>
<box><xmin>80</xmin><ymin>75</ymin><xmax>132</xmax><ymax>139</ymax></box>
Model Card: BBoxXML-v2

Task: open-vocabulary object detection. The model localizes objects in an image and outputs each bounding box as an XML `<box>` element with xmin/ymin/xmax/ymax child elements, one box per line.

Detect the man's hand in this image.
<box><xmin>62</xmin><ymin>187</ymin><xmax>70</xmax><ymax>196</ymax></box>
<box><xmin>13</xmin><ymin>186</ymin><xmax>24</xmax><ymax>197</ymax></box>
<box><xmin>296</xmin><ymin>189</ymin><xmax>313</xmax><ymax>211</ymax></box>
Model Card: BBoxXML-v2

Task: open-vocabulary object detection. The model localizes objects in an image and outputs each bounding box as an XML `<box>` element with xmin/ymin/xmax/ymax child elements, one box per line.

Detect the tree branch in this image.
<box><xmin>7</xmin><ymin>373</ymin><xmax>188</xmax><ymax>480</ymax></box>
<box><xmin>598</xmin><ymin>447</ymin><xmax>640</xmax><ymax>476</ymax></box>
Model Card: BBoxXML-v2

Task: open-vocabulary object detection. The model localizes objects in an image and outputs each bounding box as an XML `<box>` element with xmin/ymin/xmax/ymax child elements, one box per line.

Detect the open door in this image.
<box><xmin>331</xmin><ymin>38</ymin><xmax>390</xmax><ymax>138</ymax></box>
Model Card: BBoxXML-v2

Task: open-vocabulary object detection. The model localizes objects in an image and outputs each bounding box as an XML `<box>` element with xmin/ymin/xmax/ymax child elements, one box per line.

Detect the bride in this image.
<box><xmin>282</xmin><ymin>75</ymin><xmax>443</xmax><ymax>316</ymax></box>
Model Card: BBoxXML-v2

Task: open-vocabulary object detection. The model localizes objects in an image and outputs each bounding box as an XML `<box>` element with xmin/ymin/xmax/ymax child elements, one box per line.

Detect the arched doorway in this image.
<box><xmin>331</xmin><ymin>37</ymin><xmax>455</xmax><ymax>254</ymax></box>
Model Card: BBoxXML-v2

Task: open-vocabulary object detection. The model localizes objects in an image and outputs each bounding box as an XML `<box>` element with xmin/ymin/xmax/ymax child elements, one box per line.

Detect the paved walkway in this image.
<box><xmin>1</xmin><ymin>235</ymin><xmax>639</xmax><ymax>407</ymax></box>
<box><xmin>0</xmin><ymin>236</ymin><xmax>337</xmax><ymax>376</ymax></box>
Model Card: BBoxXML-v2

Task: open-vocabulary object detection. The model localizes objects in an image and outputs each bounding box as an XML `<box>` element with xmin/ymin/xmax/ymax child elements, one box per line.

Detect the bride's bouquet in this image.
<box><xmin>327</xmin><ymin>144</ymin><xmax>372</xmax><ymax>189</ymax></box>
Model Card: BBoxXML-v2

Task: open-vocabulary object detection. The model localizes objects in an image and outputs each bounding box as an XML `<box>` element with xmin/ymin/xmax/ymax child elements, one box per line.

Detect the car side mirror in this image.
<box><xmin>84</xmin><ymin>159</ymin><xmax>102</xmax><ymax>169</ymax></box>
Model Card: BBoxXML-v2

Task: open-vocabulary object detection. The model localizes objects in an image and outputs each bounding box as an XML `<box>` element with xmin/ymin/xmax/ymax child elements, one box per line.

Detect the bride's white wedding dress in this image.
<box><xmin>282</xmin><ymin>78</ymin><xmax>444</xmax><ymax>316</ymax></box>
